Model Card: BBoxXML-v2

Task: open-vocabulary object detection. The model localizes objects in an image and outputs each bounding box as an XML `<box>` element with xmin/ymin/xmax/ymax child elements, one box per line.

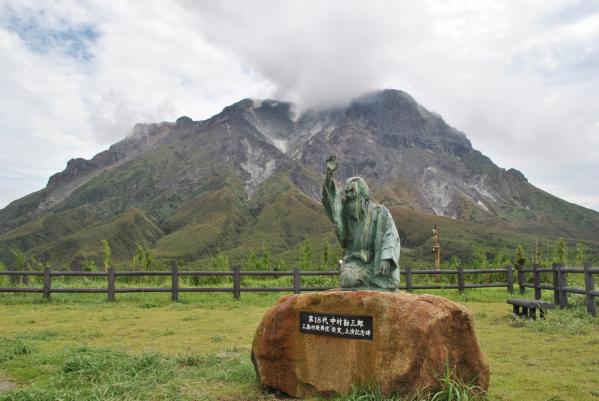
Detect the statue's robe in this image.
<box><xmin>322</xmin><ymin>178</ymin><xmax>401</xmax><ymax>290</ymax></box>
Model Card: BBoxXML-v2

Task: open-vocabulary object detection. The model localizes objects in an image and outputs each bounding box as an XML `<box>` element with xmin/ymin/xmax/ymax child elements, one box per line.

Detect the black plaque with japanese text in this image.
<box><xmin>299</xmin><ymin>311</ymin><xmax>373</xmax><ymax>340</ymax></box>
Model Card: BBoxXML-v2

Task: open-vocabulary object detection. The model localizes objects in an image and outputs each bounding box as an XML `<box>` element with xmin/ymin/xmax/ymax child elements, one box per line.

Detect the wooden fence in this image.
<box><xmin>0</xmin><ymin>263</ymin><xmax>597</xmax><ymax>315</ymax></box>
<box><xmin>517</xmin><ymin>262</ymin><xmax>598</xmax><ymax>316</ymax></box>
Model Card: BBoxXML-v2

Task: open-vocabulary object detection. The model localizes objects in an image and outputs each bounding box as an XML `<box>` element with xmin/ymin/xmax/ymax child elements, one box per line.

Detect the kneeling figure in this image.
<box><xmin>322</xmin><ymin>155</ymin><xmax>400</xmax><ymax>291</ymax></box>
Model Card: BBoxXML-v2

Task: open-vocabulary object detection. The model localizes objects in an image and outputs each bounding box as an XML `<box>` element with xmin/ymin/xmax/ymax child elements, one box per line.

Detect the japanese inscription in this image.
<box><xmin>300</xmin><ymin>311</ymin><xmax>373</xmax><ymax>340</ymax></box>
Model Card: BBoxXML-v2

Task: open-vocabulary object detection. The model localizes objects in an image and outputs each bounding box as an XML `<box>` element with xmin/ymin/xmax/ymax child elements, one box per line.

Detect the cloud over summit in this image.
<box><xmin>187</xmin><ymin>0</ymin><xmax>427</xmax><ymax>110</ymax></box>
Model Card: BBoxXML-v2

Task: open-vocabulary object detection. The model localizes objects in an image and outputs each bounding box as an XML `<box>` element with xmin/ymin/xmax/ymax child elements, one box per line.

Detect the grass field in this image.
<box><xmin>0</xmin><ymin>287</ymin><xmax>598</xmax><ymax>401</ymax></box>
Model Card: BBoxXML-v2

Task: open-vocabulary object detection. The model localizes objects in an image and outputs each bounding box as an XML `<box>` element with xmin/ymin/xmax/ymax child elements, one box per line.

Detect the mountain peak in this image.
<box><xmin>175</xmin><ymin>116</ymin><xmax>194</xmax><ymax>126</ymax></box>
<box><xmin>353</xmin><ymin>88</ymin><xmax>416</xmax><ymax>105</ymax></box>
<box><xmin>2</xmin><ymin>88</ymin><xmax>599</xmax><ymax>270</ymax></box>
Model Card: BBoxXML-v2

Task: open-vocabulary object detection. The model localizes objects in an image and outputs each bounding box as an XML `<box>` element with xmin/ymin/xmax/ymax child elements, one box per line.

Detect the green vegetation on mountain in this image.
<box><xmin>2</xmin><ymin>208</ymin><xmax>163</xmax><ymax>269</ymax></box>
<box><xmin>153</xmin><ymin>186</ymin><xmax>247</xmax><ymax>262</ymax></box>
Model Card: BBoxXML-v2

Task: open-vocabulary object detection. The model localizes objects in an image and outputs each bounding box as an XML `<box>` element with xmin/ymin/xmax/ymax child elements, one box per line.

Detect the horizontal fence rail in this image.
<box><xmin>0</xmin><ymin>265</ymin><xmax>514</xmax><ymax>299</ymax></box>
<box><xmin>0</xmin><ymin>263</ymin><xmax>597</xmax><ymax>315</ymax></box>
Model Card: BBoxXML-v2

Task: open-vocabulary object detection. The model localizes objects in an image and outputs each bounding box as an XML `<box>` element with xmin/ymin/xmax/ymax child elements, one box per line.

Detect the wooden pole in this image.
<box><xmin>552</xmin><ymin>263</ymin><xmax>560</xmax><ymax>304</ymax></box>
<box><xmin>107</xmin><ymin>267</ymin><xmax>116</xmax><ymax>302</ymax></box>
<box><xmin>233</xmin><ymin>266</ymin><xmax>241</xmax><ymax>300</ymax></box>
<box><xmin>557</xmin><ymin>263</ymin><xmax>568</xmax><ymax>308</ymax></box>
<box><xmin>171</xmin><ymin>263</ymin><xmax>179</xmax><ymax>302</ymax></box>
<box><xmin>43</xmin><ymin>268</ymin><xmax>51</xmax><ymax>300</ymax></box>
<box><xmin>457</xmin><ymin>265</ymin><xmax>465</xmax><ymax>294</ymax></box>
<box><xmin>293</xmin><ymin>268</ymin><xmax>301</xmax><ymax>294</ymax></box>
<box><xmin>506</xmin><ymin>265</ymin><xmax>514</xmax><ymax>294</ymax></box>
<box><xmin>584</xmin><ymin>262</ymin><xmax>596</xmax><ymax>317</ymax></box>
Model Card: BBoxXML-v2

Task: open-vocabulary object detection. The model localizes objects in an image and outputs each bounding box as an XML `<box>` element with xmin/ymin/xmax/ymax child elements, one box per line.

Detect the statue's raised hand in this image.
<box><xmin>326</xmin><ymin>154</ymin><xmax>338</xmax><ymax>176</ymax></box>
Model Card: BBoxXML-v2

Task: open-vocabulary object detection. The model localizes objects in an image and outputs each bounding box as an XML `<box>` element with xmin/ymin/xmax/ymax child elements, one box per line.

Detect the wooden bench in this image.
<box><xmin>507</xmin><ymin>299</ymin><xmax>556</xmax><ymax>320</ymax></box>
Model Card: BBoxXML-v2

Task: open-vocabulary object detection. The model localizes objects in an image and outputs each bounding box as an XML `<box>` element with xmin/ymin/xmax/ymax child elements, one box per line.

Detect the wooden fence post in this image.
<box><xmin>558</xmin><ymin>264</ymin><xmax>568</xmax><ymax>308</ymax></box>
<box><xmin>457</xmin><ymin>265</ymin><xmax>465</xmax><ymax>294</ymax></box>
<box><xmin>584</xmin><ymin>262</ymin><xmax>596</xmax><ymax>317</ymax></box>
<box><xmin>517</xmin><ymin>263</ymin><xmax>525</xmax><ymax>294</ymax></box>
<box><xmin>405</xmin><ymin>266</ymin><xmax>413</xmax><ymax>292</ymax></box>
<box><xmin>552</xmin><ymin>263</ymin><xmax>560</xmax><ymax>304</ymax></box>
<box><xmin>293</xmin><ymin>268</ymin><xmax>301</xmax><ymax>294</ymax></box>
<box><xmin>107</xmin><ymin>267</ymin><xmax>115</xmax><ymax>302</ymax></box>
<box><xmin>533</xmin><ymin>263</ymin><xmax>541</xmax><ymax>300</ymax></box>
<box><xmin>506</xmin><ymin>265</ymin><xmax>514</xmax><ymax>294</ymax></box>
<box><xmin>43</xmin><ymin>268</ymin><xmax>51</xmax><ymax>300</ymax></box>
<box><xmin>171</xmin><ymin>264</ymin><xmax>179</xmax><ymax>302</ymax></box>
<box><xmin>557</xmin><ymin>263</ymin><xmax>568</xmax><ymax>308</ymax></box>
<box><xmin>560</xmin><ymin>263</ymin><xmax>569</xmax><ymax>308</ymax></box>
<box><xmin>233</xmin><ymin>266</ymin><xmax>241</xmax><ymax>300</ymax></box>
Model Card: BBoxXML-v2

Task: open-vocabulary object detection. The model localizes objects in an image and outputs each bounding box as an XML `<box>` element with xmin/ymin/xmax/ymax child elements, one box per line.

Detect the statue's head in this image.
<box><xmin>343</xmin><ymin>176</ymin><xmax>369</xmax><ymax>202</ymax></box>
<box><xmin>343</xmin><ymin>177</ymin><xmax>370</xmax><ymax>221</ymax></box>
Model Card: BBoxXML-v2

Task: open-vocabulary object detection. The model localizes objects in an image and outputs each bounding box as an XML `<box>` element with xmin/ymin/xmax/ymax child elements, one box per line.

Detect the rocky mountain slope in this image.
<box><xmin>1</xmin><ymin>89</ymin><xmax>598</xmax><ymax>268</ymax></box>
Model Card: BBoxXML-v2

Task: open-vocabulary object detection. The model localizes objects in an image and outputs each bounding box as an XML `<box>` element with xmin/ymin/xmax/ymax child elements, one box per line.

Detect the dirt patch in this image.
<box><xmin>0</xmin><ymin>378</ymin><xmax>17</xmax><ymax>393</ymax></box>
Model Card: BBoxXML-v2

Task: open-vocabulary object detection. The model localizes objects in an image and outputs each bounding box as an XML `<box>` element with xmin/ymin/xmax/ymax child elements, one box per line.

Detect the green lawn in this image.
<box><xmin>0</xmin><ymin>289</ymin><xmax>598</xmax><ymax>401</ymax></box>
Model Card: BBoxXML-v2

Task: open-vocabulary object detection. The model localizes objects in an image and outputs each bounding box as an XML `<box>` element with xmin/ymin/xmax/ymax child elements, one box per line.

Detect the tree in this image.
<box><xmin>321</xmin><ymin>241</ymin><xmax>330</xmax><ymax>270</ymax></box>
<box><xmin>212</xmin><ymin>253</ymin><xmax>230</xmax><ymax>271</ymax></box>
<box><xmin>11</xmin><ymin>249</ymin><xmax>28</xmax><ymax>285</ymax></box>
<box><xmin>554</xmin><ymin>238</ymin><xmax>568</xmax><ymax>265</ymax></box>
<box><xmin>132</xmin><ymin>244</ymin><xmax>156</xmax><ymax>271</ymax></box>
<box><xmin>274</xmin><ymin>258</ymin><xmax>287</xmax><ymax>272</ymax></box>
<box><xmin>260</xmin><ymin>245</ymin><xmax>271</xmax><ymax>271</ymax></box>
<box><xmin>471</xmin><ymin>245</ymin><xmax>488</xmax><ymax>268</ymax></box>
<box><xmin>449</xmin><ymin>255</ymin><xmax>461</xmax><ymax>268</ymax></box>
<box><xmin>538</xmin><ymin>240</ymin><xmax>551</xmax><ymax>268</ymax></box>
<box><xmin>299</xmin><ymin>241</ymin><xmax>313</xmax><ymax>271</ymax></box>
<box><xmin>515</xmin><ymin>244</ymin><xmax>526</xmax><ymax>266</ymax></box>
<box><xmin>574</xmin><ymin>242</ymin><xmax>585</xmax><ymax>267</ymax></box>
<box><xmin>11</xmin><ymin>249</ymin><xmax>26</xmax><ymax>270</ymax></box>
<box><xmin>101</xmin><ymin>240</ymin><xmax>112</xmax><ymax>272</ymax></box>
<box><xmin>27</xmin><ymin>257</ymin><xmax>43</xmax><ymax>272</ymax></box>
<box><xmin>492</xmin><ymin>249</ymin><xmax>509</xmax><ymax>268</ymax></box>
<box><xmin>447</xmin><ymin>256</ymin><xmax>461</xmax><ymax>284</ymax></box>
<box><xmin>244</xmin><ymin>250</ymin><xmax>258</xmax><ymax>270</ymax></box>
<box><xmin>83</xmin><ymin>259</ymin><xmax>98</xmax><ymax>272</ymax></box>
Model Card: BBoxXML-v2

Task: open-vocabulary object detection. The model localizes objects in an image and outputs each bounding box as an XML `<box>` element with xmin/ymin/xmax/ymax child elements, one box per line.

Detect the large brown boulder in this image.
<box><xmin>251</xmin><ymin>290</ymin><xmax>489</xmax><ymax>398</ymax></box>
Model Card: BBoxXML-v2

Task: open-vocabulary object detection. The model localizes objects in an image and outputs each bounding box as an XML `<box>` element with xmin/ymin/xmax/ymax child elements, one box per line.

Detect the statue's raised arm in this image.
<box><xmin>321</xmin><ymin>155</ymin><xmax>401</xmax><ymax>291</ymax></box>
<box><xmin>322</xmin><ymin>155</ymin><xmax>346</xmax><ymax>246</ymax></box>
<box><xmin>325</xmin><ymin>154</ymin><xmax>337</xmax><ymax>180</ymax></box>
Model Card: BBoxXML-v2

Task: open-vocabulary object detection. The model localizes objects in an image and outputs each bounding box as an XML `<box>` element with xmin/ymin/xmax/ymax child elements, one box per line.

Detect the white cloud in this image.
<box><xmin>0</xmin><ymin>0</ymin><xmax>598</xmax><ymax>213</ymax></box>
<box><xmin>0</xmin><ymin>0</ymin><xmax>270</xmax><ymax>207</ymax></box>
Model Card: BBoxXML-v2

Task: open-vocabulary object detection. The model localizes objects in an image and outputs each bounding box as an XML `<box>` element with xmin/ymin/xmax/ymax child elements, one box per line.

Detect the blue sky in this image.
<box><xmin>1</xmin><ymin>0</ymin><xmax>598</xmax><ymax>213</ymax></box>
<box><xmin>6</xmin><ymin>14</ymin><xmax>97</xmax><ymax>60</ymax></box>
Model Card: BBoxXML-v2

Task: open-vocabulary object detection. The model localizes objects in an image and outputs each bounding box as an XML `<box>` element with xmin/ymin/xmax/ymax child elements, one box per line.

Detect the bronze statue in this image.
<box><xmin>322</xmin><ymin>155</ymin><xmax>401</xmax><ymax>290</ymax></box>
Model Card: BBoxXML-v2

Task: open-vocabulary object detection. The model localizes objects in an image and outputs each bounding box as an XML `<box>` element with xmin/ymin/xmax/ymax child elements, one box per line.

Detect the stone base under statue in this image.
<box><xmin>251</xmin><ymin>290</ymin><xmax>489</xmax><ymax>399</ymax></box>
